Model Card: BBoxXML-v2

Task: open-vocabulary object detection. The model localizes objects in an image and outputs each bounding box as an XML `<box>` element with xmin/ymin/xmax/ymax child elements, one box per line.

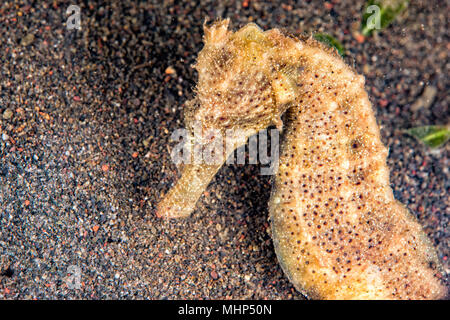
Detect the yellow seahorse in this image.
<box><xmin>157</xmin><ymin>19</ymin><xmax>447</xmax><ymax>300</ymax></box>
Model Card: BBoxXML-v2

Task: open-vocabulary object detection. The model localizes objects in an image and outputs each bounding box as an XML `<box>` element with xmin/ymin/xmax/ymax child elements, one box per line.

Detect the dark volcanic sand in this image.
<box><xmin>0</xmin><ymin>0</ymin><xmax>448</xmax><ymax>299</ymax></box>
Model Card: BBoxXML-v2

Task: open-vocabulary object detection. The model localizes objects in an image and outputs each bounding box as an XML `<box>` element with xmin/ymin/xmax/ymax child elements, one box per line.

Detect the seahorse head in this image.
<box><xmin>185</xmin><ymin>19</ymin><xmax>305</xmax><ymax>134</ymax></box>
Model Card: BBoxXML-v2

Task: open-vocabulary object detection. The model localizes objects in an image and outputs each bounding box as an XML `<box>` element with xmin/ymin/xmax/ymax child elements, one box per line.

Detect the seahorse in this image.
<box><xmin>157</xmin><ymin>19</ymin><xmax>447</xmax><ymax>299</ymax></box>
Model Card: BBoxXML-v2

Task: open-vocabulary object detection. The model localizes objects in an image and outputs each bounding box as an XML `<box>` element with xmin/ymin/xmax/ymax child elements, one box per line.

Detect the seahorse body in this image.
<box><xmin>268</xmin><ymin>36</ymin><xmax>447</xmax><ymax>300</ymax></box>
<box><xmin>157</xmin><ymin>20</ymin><xmax>447</xmax><ymax>299</ymax></box>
